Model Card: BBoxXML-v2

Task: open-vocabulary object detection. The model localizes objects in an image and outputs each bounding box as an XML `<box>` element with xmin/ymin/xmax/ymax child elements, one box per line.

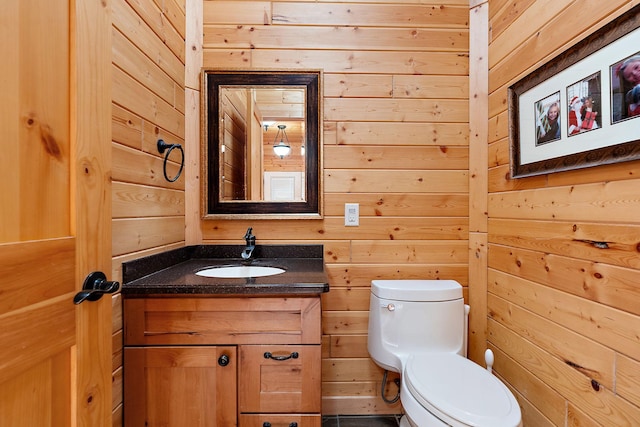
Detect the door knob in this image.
<box><xmin>73</xmin><ymin>271</ymin><xmax>120</xmax><ymax>304</ymax></box>
<box><xmin>218</xmin><ymin>354</ymin><xmax>230</xmax><ymax>367</ymax></box>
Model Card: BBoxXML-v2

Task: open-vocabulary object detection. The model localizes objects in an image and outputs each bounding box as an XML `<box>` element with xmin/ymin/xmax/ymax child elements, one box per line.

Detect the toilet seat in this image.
<box><xmin>404</xmin><ymin>353</ymin><xmax>521</xmax><ymax>427</ymax></box>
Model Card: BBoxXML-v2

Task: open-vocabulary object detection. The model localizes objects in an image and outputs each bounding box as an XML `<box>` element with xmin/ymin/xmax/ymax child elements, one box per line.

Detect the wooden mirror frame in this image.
<box><xmin>201</xmin><ymin>69</ymin><xmax>323</xmax><ymax>219</ymax></box>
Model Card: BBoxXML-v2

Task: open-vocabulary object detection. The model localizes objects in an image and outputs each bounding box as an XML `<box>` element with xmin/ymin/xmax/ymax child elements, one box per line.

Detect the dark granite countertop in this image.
<box><xmin>121</xmin><ymin>245</ymin><xmax>329</xmax><ymax>296</ymax></box>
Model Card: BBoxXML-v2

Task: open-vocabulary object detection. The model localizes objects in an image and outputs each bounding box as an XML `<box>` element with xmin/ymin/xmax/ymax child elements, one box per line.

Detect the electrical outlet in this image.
<box><xmin>345</xmin><ymin>203</ymin><xmax>359</xmax><ymax>226</ymax></box>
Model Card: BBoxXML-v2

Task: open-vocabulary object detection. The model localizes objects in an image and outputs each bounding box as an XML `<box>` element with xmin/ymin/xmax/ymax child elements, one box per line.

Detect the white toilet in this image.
<box><xmin>368</xmin><ymin>280</ymin><xmax>522</xmax><ymax>427</ymax></box>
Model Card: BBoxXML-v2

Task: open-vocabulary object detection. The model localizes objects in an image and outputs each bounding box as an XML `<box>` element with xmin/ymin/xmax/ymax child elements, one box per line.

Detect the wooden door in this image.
<box><xmin>124</xmin><ymin>346</ymin><xmax>238</xmax><ymax>426</ymax></box>
<box><xmin>0</xmin><ymin>1</ymin><xmax>112</xmax><ymax>426</ymax></box>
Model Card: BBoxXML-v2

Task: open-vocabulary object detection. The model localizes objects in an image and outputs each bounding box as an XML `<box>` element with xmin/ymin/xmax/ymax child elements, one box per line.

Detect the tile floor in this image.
<box><xmin>322</xmin><ymin>415</ymin><xmax>402</xmax><ymax>427</ymax></box>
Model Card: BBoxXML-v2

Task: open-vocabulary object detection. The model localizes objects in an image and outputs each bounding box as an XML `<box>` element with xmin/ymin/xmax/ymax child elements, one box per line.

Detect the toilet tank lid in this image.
<box><xmin>371</xmin><ymin>280</ymin><xmax>462</xmax><ymax>301</ymax></box>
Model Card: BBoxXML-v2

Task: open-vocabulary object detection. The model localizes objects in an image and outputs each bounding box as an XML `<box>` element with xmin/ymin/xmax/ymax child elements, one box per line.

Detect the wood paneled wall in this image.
<box><xmin>110</xmin><ymin>0</ymin><xmax>187</xmax><ymax>424</ymax></box>
<box><xmin>108</xmin><ymin>0</ymin><xmax>640</xmax><ymax>424</ymax></box>
<box><xmin>195</xmin><ymin>0</ymin><xmax>470</xmax><ymax>415</ymax></box>
<box><xmin>487</xmin><ymin>1</ymin><xmax>640</xmax><ymax>425</ymax></box>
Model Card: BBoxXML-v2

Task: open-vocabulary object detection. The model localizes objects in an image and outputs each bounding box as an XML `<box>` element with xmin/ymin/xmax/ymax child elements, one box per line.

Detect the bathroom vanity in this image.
<box><xmin>121</xmin><ymin>245</ymin><xmax>329</xmax><ymax>427</ymax></box>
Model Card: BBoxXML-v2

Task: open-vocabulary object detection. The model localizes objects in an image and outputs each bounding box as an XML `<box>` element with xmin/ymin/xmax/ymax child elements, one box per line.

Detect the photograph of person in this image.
<box><xmin>567</xmin><ymin>72</ymin><xmax>601</xmax><ymax>136</ymax></box>
<box><xmin>535</xmin><ymin>92</ymin><xmax>561</xmax><ymax>145</ymax></box>
<box><xmin>611</xmin><ymin>53</ymin><xmax>640</xmax><ymax>123</ymax></box>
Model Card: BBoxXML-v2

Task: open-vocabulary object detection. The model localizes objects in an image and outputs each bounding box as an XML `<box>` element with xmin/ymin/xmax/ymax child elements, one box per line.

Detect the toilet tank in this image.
<box><xmin>368</xmin><ymin>280</ymin><xmax>465</xmax><ymax>372</ymax></box>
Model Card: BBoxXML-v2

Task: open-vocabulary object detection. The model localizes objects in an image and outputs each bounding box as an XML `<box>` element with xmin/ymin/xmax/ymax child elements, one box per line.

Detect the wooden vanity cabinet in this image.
<box><xmin>124</xmin><ymin>296</ymin><xmax>322</xmax><ymax>427</ymax></box>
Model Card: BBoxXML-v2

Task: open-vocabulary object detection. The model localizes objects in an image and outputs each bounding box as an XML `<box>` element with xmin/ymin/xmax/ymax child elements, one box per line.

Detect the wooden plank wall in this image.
<box><xmin>109</xmin><ymin>0</ymin><xmax>187</xmax><ymax>425</ymax></box>
<box><xmin>467</xmin><ymin>0</ymin><xmax>489</xmax><ymax>366</ymax></box>
<box><xmin>487</xmin><ymin>1</ymin><xmax>640</xmax><ymax>425</ymax></box>
<box><xmin>196</xmin><ymin>0</ymin><xmax>470</xmax><ymax>415</ymax></box>
<box><xmin>105</xmin><ymin>0</ymin><xmax>640</xmax><ymax>423</ymax></box>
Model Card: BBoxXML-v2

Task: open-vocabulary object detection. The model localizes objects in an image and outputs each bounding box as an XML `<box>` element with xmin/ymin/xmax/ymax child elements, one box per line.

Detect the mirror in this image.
<box><xmin>202</xmin><ymin>70</ymin><xmax>322</xmax><ymax>219</ymax></box>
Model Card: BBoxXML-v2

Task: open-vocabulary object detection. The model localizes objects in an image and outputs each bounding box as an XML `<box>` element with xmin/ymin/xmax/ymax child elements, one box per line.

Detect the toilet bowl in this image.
<box><xmin>367</xmin><ymin>280</ymin><xmax>522</xmax><ymax>427</ymax></box>
<box><xmin>401</xmin><ymin>353</ymin><xmax>521</xmax><ymax>426</ymax></box>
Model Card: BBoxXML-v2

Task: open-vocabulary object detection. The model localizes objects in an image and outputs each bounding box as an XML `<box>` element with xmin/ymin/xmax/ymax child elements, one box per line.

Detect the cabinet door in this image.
<box><xmin>239</xmin><ymin>345</ymin><xmax>321</xmax><ymax>413</ymax></box>
<box><xmin>125</xmin><ymin>346</ymin><xmax>237</xmax><ymax>427</ymax></box>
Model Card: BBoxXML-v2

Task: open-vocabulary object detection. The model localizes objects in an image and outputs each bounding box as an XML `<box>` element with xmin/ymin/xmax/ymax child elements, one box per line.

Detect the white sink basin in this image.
<box><xmin>196</xmin><ymin>265</ymin><xmax>285</xmax><ymax>278</ymax></box>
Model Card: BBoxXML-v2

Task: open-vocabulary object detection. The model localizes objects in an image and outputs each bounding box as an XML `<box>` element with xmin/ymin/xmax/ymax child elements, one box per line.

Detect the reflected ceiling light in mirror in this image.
<box><xmin>273</xmin><ymin>124</ymin><xmax>291</xmax><ymax>158</ymax></box>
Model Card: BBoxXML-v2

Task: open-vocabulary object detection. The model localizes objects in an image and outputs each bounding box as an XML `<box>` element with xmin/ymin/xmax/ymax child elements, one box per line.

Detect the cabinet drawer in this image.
<box><xmin>124</xmin><ymin>297</ymin><xmax>321</xmax><ymax>345</ymax></box>
<box><xmin>239</xmin><ymin>345</ymin><xmax>321</xmax><ymax>413</ymax></box>
<box><xmin>239</xmin><ymin>414</ymin><xmax>321</xmax><ymax>427</ymax></box>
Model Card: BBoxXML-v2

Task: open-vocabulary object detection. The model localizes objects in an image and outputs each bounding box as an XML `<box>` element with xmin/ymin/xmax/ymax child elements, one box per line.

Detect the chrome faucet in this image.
<box><xmin>241</xmin><ymin>227</ymin><xmax>256</xmax><ymax>260</ymax></box>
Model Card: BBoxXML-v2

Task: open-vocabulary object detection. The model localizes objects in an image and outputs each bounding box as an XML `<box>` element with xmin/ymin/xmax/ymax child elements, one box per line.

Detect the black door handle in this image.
<box><xmin>73</xmin><ymin>271</ymin><xmax>120</xmax><ymax>304</ymax></box>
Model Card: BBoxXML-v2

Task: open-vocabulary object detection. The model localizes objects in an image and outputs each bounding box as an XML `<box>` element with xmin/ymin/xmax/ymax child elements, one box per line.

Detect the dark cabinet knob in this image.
<box><xmin>218</xmin><ymin>354</ymin><xmax>230</xmax><ymax>367</ymax></box>
<box><xmin>262</xmin><ymin>423</ymin><xmax>271</xmax><ymax>427</ymax></box>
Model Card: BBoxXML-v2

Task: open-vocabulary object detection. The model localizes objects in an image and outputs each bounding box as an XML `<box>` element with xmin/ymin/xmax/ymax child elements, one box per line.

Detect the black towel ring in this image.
<box><xmin>157</xmin><ymin>139</ymin><xmax>184</xmax><ymax>182</ymax></box>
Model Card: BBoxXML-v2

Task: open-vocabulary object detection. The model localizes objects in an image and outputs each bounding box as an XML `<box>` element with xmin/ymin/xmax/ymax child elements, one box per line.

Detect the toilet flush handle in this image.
<box><xmin>382</xmin><ymin>303</ymin><xmax>395</xmax><ymax>311</ymax></box>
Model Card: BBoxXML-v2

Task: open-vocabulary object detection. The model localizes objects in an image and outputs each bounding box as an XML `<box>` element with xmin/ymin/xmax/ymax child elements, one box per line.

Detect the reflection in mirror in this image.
<box><xmin>219</xmin><ymin>87</ymin><xmax>306</xmax><ymax>202</ymax></box>
<box><xmin>202</xmin><ymin>70</ymin><xmax>322</xmax><ymax>219</ymax></box>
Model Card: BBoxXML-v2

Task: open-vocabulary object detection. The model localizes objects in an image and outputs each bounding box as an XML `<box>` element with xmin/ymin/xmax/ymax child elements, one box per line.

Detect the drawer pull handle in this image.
<box><xmin>263</xmin><ymin>351</ymin><xmax>299</xmax><ymax>361</ymax></box>
<box><xmin>262</xmin><ymin>423</ymin><xmax>297</xmax><ymax>427</ymax></box>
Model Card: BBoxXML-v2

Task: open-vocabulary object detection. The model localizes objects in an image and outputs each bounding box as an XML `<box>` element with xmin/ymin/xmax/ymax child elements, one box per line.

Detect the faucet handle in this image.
<box><xmin>243</xmin><ymin>227</ymin><xmax>256</xmax><ymax>246</ymax></box>
<box><xmin>244</xmin><ymin>227</ymin><xmax>253</xmax><ymax>239</ymax></box>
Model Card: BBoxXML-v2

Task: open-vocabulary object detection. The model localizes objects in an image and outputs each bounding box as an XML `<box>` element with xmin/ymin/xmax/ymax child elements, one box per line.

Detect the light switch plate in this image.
<box><xmin>345</xmin><ymin>203</ymin><xmax>359</xmax><ymax>226</ymax></box>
